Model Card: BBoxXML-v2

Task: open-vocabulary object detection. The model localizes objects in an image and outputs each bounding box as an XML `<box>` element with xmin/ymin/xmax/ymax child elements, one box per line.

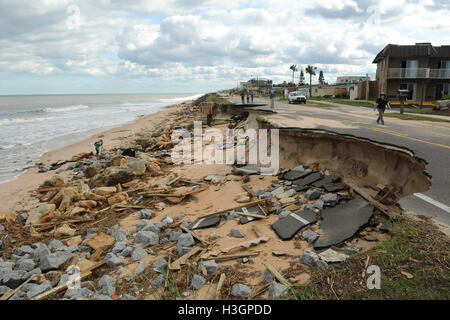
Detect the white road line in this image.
<box><xmin>413</xmin><ymin>193</ymin><xmax>450</xmax><ymax>214</ymax></box>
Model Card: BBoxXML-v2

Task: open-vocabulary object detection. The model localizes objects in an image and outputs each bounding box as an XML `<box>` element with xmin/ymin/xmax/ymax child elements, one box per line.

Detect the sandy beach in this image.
<box><xmin>0</xmin><ymin>104</ymin><xmax>183</xmax><ymax>213</ymax></box>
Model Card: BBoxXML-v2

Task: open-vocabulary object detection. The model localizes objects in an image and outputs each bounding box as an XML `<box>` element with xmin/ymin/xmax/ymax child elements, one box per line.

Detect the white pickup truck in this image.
<box><xmin>288</xmin><ymin>91</ymin><xmax>307</xmax><ymax>104</ymax></box>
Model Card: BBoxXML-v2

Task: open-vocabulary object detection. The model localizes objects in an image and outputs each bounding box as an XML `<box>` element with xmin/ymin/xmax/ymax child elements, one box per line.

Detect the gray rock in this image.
<box><xmin>272</xmin><ymin>251</ymin><xmax>286</xmax><ymax>257</ymax></box>
<box><xmin>178</xmin><ymin>246</ymin><xmax>192</xmax><ymax>256</ymax></box>
<box><xmin>316</xmin><ymin>260</ymin><xmax>328</xmax><ymax>272</ymax></box>
<box><xmin>93</xmin><ymin>294</ymin><xmax>113</xmax><ymax>300</ymax></box>
<box><xmin>313</xmin><ymin>199</ymin><xmax>324</xmax><ymax>210</ymax></box>
<box><xmin>110</xmin><ymin>229</ymin><xmax>127</xmax><ymax>242</ymax></box>
<box><xmin>320</xmin><ymin>193</ymin><xmax>338</xmax><ymax>204</ymax></box>
<box><xmin>268</xmin><ymin>282</ymin><xmax>288</xmax><ymax>299</ymax></box>
<box><xmin>151</xmin><ymin>274</ymin><xmax>165</xmax><ymax>287</ymax></box>
<box><xmin>26</xmin><ymin>280</ymin><xmax>52</xmax><ymax>299</ymax></box>
<box><xmin>229</xmin><ymin>229</ymin><xmax>244</xmax><ymax>238</ymax></box>
<box><xmin>48</xmin><ymin>240</ymin><xmax>64</xmax><ymax>251</ymax></box>
<box><xmin>1</xmin><ymin>270</ymin><xmax>27</xmax><ymax>288</ymax></box>
<box><xmin>98</xmin><ymin>275</ymin><xmax>116</xmax><ymax>295</ymax></box>
<box><xmin>231</xmin><ymin>284</ymin><xmax>252</xmax><ymax>297</ymax></box>
<box><xmin>199</xmin><ymin>260</ymin><xmax>219</xmax><ymax>274</ymax></box>
<box><xmin>39</xmin><ymin>251</ymin><xmax>72</xmax><ymax>272</ymax></box>
<box><xmin>259</xmin><ymin>192</ymin><xmax>272</xmax><ymax>200</ymax></box>
<box><xmin>0</xmin><ymin>285</ymin><xmax>9</xmax><ymax>295</ymax></box>
<box><xmin>106</xmin><ymin>253</ymin><xmax>123</xmax><ymax>268</ymax></box>
<box><xmin>271</xmin><ymin>187</ymin><xmax>284</xmax><ymax>196</ymax></box>
<box><xmin>298</xmin><ymin>198</ymin><xmax>306</xmax><ymax>205</ymax></box>
<box><xmin>17</xmin><ymin>213</ymin><xmax>28</xmax><ymax>223</ymax></box>
<box><xmin>159</xmin><ymin>238</ymin><xmax>169</xmax><ymax>245</ymax></box>
<box><xmin>190</xmin><ymin>274</ymin><xmax>206</xmax><ymax>290</ymax></box>
<box><xmin>180</xmin><ymin>221</ymin><xmax>189</xmax><ymax>228</ymax></box>
<box><xmin>131</xmin><ymin>247</ymin><xmax>148</xmax><ymax>262</ymax></box>
<box><xmin>210</xmin><ymin>232</ymin><xmax>222</xmax><ymax>240</ymax></box>
<box><xmin>64</xmin><ymin>287</ymin><xmax>94</xmax><ymax>300</ymax></box>
<box><xmin>264</xmin><ymin>269</ymin><xmax>275</xmax><ymax>283</ymax></box>
<box><xmin>177</xmin><ymin>213</ymin><xmax>186</xmax><ymax>220</ymax></box>
<box><xmin>58</xmin><ymin>274</ymin><xmax>70</xmax><ymax>286</ymax></box>
<box><xmin>255</xmin><ymin>189</ymin><xmax>265</xmax><ymax>195</ymax></box>
<box><xmin>112</xmin><ymin>241</ymin><xmax>127</xmax><ymax>254</ymax></box>
<box><xmin>168</xmin><ymin>230</ymin><xmax>183</xmax><ymax>241</ymax></box>
<box><xmin>305</xmin><ymin>189</ymin><xmax>322</xmax><ymax>200</ymax></box>
<box><xmin>177</xmin><ymin>233</ymin><xmax>195</xmax><ymax>254</ymax></box>
<box><xmin>278</xmin><ymin>210</ymin><xmax>292</xmax><ymax>219</ymax></box>
<box><xmin>299</xmin><ymin>250</ymin><xmax>319</xmax><ymax>267</ymax></box>
<box><xmin>152</xmin><ymin>258</ymin><xmax>168</xmax><ymax>273</ymax></box>
<box><xmin>135</xmin><ymin>231</ymin><xmax>159</xmax><ymax>245</ymax></box>
<box><xmin>56</xmin><ymin>244</ymin><xmax>78</xmax><ymax>253</ymax></box>
<box><xmin>140</xmin><ymin>209</ymin><xmax>153</xmax><ymax>219</ymax></box>
<box><xmin>17</xmin><ymin>258</ymin><xmax>36</xmax><ymax>272</ymax></box>
<box><xmin>119</xmin><ymin>247</ymin><xmax>132</xmax><ymax>258</ymax></box>
<box><xmin>302</xmin><ymin>230</ymin><xmax>319</xmax><ymax>244</ymax></box>
<box><xmin>136</xmin><ymin>220</ymin><xmax>157</xmax><ymax>232</ymax></box>
<box><xmin>0</xmin><ymin>225</ymin><xmax>4</xmax><ymax>232</ymax></box>
<box><xmin>32</xmin><ymin>244</ymin><xmax>50</xmax><ymax>260</ymax></box>
<box><xmin>15</xmin><ymin>245</ymin><xmax>34</xmax><ymax>256</ymax></box>
<box><xmin>122</xmin><ymin>294</ymin><xmax>136</xmax><ymax>300</ymax></box>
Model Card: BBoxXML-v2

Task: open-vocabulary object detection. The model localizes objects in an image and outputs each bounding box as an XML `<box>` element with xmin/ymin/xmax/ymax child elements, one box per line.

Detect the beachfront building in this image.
<box><xmin>373</xmin><ymin>42</ymin><xmax>450</xmax><ymax>105</ymax></box>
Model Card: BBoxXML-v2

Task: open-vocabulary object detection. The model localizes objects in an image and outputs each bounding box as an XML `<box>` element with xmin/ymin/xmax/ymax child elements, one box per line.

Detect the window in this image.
<box><xmin>400</xmin><ymin>83</ymin><xmax>417</xmax><ymax>100</ymax></box>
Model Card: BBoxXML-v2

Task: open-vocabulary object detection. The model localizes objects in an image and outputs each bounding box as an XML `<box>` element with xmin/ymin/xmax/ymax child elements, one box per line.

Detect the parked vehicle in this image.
<box><xmin>288</xmin><ymin>91</ymin><xmax>307</xmax><ymax>104</ymax></box>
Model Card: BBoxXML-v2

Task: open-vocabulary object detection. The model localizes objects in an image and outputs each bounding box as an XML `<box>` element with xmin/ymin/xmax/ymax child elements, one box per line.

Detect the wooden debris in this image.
<box><xmin>170</xmin><ymin>247</ymin><xmax>203</xmax><ymax>270</ymax></box>
<box><xmin>204</xmin><ymin>237</ymin><xmax>269</xmax><ymax>259</ymax></box>
<box><xmin>199</xmin><ymin>199</ymin><xmax>268</xmax><ymax>219</ymax></box>
<box><xmin>263</xmin><ymin>263</ymin><xmax>292</xmax><ymax>289</ymax></box>
<box><xmin>180</xmin><ymin>226</ymin><xmax>211</xmax><ymax>246</ymax></box>
<box><xmin>215</xmin><ymin>273</ymin><xmax>226</xmax><ymax>300</ymax></box>
<box><xmin>86</xmin><ymin>232</ymin><xmax>115</xmax><ymax>251</ymax></box>
<box><xmin>252</xmin><ymin>225</ymin><xmax>263</xmax><ymax>237</ymax></box>
<box><xmin>214</xmin><ymin>251</ymin><xmax>260</xmax><ymax>262</ymax></box>
<box><xmin>235</xmin><ymin>211</ymin><xmax>267</xmax><ymax>219</ymax></box>
<box><xmin>346</xmin><ymin>183</ymin><xmax>395</xmax><ymax>218</ymax></box>
<box><xmin>248</xmin><ymin>283</ymin><xmax>270</xmax><ymax>300</ymax></box>
<box><xmin>0</xmin><ymin>275</ymin><xmax>37</xmax><ymax>300</ymax></box>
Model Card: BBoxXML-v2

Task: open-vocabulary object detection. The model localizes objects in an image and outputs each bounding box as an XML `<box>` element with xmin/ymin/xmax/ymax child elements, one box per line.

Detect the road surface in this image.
<box><xmin>226</xmin><ymin>96</ymin><xmax>450</xmax><ymax>227</ymax></box>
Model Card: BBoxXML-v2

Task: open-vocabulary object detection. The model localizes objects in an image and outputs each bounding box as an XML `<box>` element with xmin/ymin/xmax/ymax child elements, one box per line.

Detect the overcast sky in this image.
<box><xmin>0</xmin><ymin>0</ymin><xmax>449</xmax><ymax>94</ymax></box>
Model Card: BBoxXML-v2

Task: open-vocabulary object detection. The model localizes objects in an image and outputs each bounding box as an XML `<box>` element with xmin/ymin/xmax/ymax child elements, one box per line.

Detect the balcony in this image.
<box><xmin>388</xmin><ymin>68</ymin><xmax>450</xmax><ymax>79</ymax></box>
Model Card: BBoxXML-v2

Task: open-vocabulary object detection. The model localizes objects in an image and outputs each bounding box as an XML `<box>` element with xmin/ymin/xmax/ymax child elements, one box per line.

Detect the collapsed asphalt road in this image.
<box><xmin>226</xmin><ymin>96</ymin><xmax>450</xmax><ymax>227</ymax></box>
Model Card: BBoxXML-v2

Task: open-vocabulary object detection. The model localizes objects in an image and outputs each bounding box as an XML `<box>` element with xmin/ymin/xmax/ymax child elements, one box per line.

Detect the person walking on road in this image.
<box><xmin>374</xmin><ymin>92</ymin><xmax>390</xmax><ymax>125</ymax></box>
<box><xmin>241</xmin><ymin>91</ymin><xmax>245</xmax><ymax>104</ymax></box>
<box><xmin>246</xmin><ymin>92</ymin><xmax>250</xmax><ymax>104</ymax></box>
<box><xmin>270</xmin><ymin>91</ymin><xmax>275</xmax><ymax>109</ymax></box>
<box><xmin>250</xmin><ymin>91</ymin><xmax>254</xmax><ymax>104</ymax></box>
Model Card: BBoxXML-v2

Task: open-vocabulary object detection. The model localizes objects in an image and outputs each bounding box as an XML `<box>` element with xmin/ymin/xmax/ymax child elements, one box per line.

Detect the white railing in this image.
<box><xmin>387</xmin><ymin>68</ymin><xmax>429</xmax><ymax>79</ymax></box>
<box><xmin>388</xmin><ymin>68</ymin><xmax>450</xmax><ymax>79</ymax></box>
<box><xmin>429</xmin><ymin>69</ymin><xmax>450</xmax><ymax>79</ymax></box>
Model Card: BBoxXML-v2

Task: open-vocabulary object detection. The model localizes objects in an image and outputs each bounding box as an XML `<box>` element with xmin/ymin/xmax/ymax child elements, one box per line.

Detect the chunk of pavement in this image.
<box><xmin>39</xmin><ymin>251</ymin><xmax>72</xmax><ymax>272</ymax></box>
<box><xmin>305</xmin><ymin>189</ymin><xmax>322</xmax><ymax>201</ymax></box>
<box><xmin>272</xmin><ymin>251</ymin><xmax>286</xmax><ymax>257</ymax></box>
<box><xmin>106</xmin><ymin>253</ymin><xmax>123</xmax><ymax>268</ymax></box>
<box><xmin>98</xmin><ymin>275</ymin><xmax>116</xmax><ymax>295</ymax></box>
<box><xmin>318</xmin><ymin>248</ymin><xmax>350</xmax><ymax>263</ymax></box>
<box><xmin>282</xmin><ymin>169</ymin><xmax>312</xmax><ymax>181</ymax></box>
<box><xmin>231</xmin><ymin>284</ymin><xmax>252</xmax><ymax>298</ymax></box>
<box><xmin>264</xmin><ymin>269</ymin><xmax>275</xmax><ymax>283</ymax></box>
<box><xmin>313</xmin><ymin>199</ymin><xmax>324</xmax><ymax>211</ymax></box>
<box><xmin>271</xmin><ymin>209</ymin><xmax>317</xmax><ymax>240</ymax></box>
<box><xmin>270</xmin><ymin>187</ymin><xmax>284</xmax><ymax>197</ymax></box>
<box><xmin>229</xmin><ymin>229</ymin><xmax>245</xmax><ymax>238</ymax></box>
<box><xmin>189</xmin><ymin>216</ymin><xmax>221</xmax><ymax>230</ymax></box>
<box><xmin>177</xmin><ymin>233</ymin><xmax>195</xmax><ymax>255</ymax></box>
<box><xmin>131</xmin><ymin>246</ymin><xmax>148</xmax><ymax>262</ymax></box>
<box><xmin>312</xmin><ymin>175</ymin><xmax>340</xmax><ymax>188</ymax></box>
<box><xmin>294</xmin><ymin>172</ymin><xmax>322</xmax><ymax>187</ymax></box>
<box><xmin>199</xmin><ymin>260</ymin><xmax>219</xmax><ymax>274</ymax></box>
<box><xmin>135</xmin><ymin>231</ymin><xmax>159</xmax><ymax>245</ymax></box>
<box><xmin>204</xmin><ymin>172</ymin><xmax>228</xmax><ymax>181</ymax></box>
<box><xmin>151</xmin><ymin>274</ymin><xmax>165</xmax><ymax>287</ymax></box>
<box><xmin>17</xmin><ymin>258</ymin><xmax>36</xmax><ymax>272</ymax></box>
<box><xmin>190</xmin><ymin>274</ymin><xmax>206</xmax><ymax>290</ymax></box>
<box><xmin>324</xmin><ymin>183</ymin><xmax>347</xmax><ymax>193</ymax></box>
<box><xmin>48</xmin><ymin>239</ymin><xmax>64</xmax><ymax>251</ymax></box>
<box><xmin>140</xmin><ymin>209</ymin><xmax>153</xmax><ymax>219</ymax></box>
<box><xmin>301</xmin><ymin>229</ymin><xmax>319</xmax><ymax>244</ymax></box>
<box><xmin>26</xmin><ymin>280</ymin><xmax>52</xmax><ymax>299</ymax></box>
<box><xmin>314</xmin><ymin>198</ymin><xmax>374</xmax><ymax>249</ymax></box>
<box><xmin>268</xmin><ymin>282</ymin><xmax>288</xmax><ymax>299</ymax></box>
<box><xmin>300</xmin><ymin>250</ymin><xmax>319</xmax><ymax>267</ymax></box>
<box><xmin>320</xmin><ymin>193</ymin><xmax>338</xmax><ymax>204</ymax></box>
<box><xmin>232</xmin><ymin>166</ymin><xmax>260</xmax><ymax>175</ymax></box>
<box><xmin>152</xmin><ymin>258</ymin><xmax>168</xmax><ymax>273</ymax></box>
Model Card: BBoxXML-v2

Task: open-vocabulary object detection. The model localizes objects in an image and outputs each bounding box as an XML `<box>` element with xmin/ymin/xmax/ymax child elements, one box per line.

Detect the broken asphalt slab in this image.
<box><xmin>271</xmin><ymin>209</ymin><xmax>317</xmax><ymax>240</ymax></box>
<box><xmin>189</xmin><ymin>216</ymin><xmax>221</xmax><ymax>230</ymax></box>
<box><xmin>314</xmin><ymin>198</ymin><xmax>374</xmax><ymax>249</ymax></box>
<box><xmin>293</xmin><ymin>172</ymin><xmax>323</xmax><ymax>187</ymax></box>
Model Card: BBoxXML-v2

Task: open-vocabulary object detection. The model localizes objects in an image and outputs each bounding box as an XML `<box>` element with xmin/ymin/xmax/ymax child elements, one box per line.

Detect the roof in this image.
<box><xmin>372</xmin><ymin>43</ymin><xmax>450</xmax><ymax>63</ymax></box>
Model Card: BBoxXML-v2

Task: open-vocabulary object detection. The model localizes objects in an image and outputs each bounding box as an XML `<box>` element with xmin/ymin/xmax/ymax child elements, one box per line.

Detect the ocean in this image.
<box><xmin>0</xmin><ymin>93</ymin><xmax>203</xmax><ymax>184</ymax></box>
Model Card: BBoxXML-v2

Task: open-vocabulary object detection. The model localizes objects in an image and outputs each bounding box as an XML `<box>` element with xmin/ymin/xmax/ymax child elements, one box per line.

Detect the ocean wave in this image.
<box><xmin>158</xmin><ymin>94</ymin><xmax>204</xmax><ymax>103</ymax></box>
<box><xmin>41</xmin><ymin>104</ymin><xmax>89</xmax><ymax>113</ymax></box>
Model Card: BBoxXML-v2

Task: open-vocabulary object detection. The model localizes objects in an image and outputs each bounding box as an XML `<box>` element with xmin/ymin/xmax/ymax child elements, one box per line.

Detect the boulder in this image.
<box><xmin>135</xmin><ymin>231</ymin><xmax>159</xmax><ymax>245</ymax></box>
<box><xmin>229</xmin><ymin>229</ymin><xmax>245</xmax><ymax>238</ymax></box>
<box><xmin>131</xmin><ymin>247</ymin><xmax>148</xmax><ymax>262</ymax></box>
<box><xmin>105</xmin><ymin>253</ymin><xmax>123</xmax><ymax>268</ymax></box>
<box><xmin>140</xmin><ymin>209</ymin><xmax>153</xmax><ymax>219</ymax></box>
<box><xmin>301</xmin><ymin>230</ymin><xmax>319</xmax><ymax>244</ymax></box>
<box><xmin>26</xmin><ymin>280</ymin><xmax>52</xmax><ymax>299</ymax></box>
<box><xmin>199</xmin><ymin>260</ymin><xmax>219</xmax><ymax>274</ymax></box>
<box><xmin>231</xmin><ymin>284</ymin><xmax>252</xmax><ymax>298</ymax></box>
<box><xmin>83</xmin><ymin>163</ymin><xmax>103</xmax><ymax>178</ymax></box>
<box><xmin>104</xmin><ymin>166</ymin><xmax>135</xmax><ymax>186</ymax></box>
<box><xmin>190</xmin><ymin>274</ymin><xmax>206</xmax><ymax>290</ymax></box>
<box><xmin>299</xmin><ymin>250</ymin><xmax>319</xmax><ymax>267</ymax></box>
<box><xmin>39</xmin><ymin>251</ymin><xmax>72</xmax><ymax>272</ymax></box>
<box><xmin>98</xmin><ymin>275</ymin><xmax>116</xmax><ymax>295</ymax></box>
<box><xmin>40</xmin><ymin>176</ymin><xmax>64</xmax><ymax>188</ymax></box>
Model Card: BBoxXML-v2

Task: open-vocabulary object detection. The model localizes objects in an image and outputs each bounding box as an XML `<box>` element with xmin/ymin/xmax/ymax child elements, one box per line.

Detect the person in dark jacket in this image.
<box><xmin>374</xmin><ymin>93</ymin><xmax>390</xmax><ymax>125</ymax></box>
<box><xmin>241</xmin><ymin>91</ymin><xmax>245</xmax><ymax>104</ymax></box>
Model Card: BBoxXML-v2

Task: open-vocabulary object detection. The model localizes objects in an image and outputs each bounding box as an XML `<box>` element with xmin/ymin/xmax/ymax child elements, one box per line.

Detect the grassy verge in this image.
<box><xmin>310</xmin><ymin>98</ymin><xmax>374</xmax><ymax>108</ymax></box>
<box><xmin>403</xmin><ymin>108</ymin><xmax>434</xmax><ymax>114</ymax></box>
<box><xmin>206</xmin><ymin>94</ymin><xmax>232</xmax><ymax>105</ymax></box>
<box><xmin>289</xmin><ymin>215</ymin><xmax>450</xmax><ymax>300</ymax></box>
<box><xmin>384</xmin><ymin>113</ymin><xmax>450</xmax><ymax>122</ymax></box>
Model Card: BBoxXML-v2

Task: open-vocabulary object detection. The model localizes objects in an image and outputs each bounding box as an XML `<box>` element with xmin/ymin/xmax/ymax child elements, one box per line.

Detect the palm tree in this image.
<box><xmin>299</xmin><ymin>70</ymin><xmax>305</xmax><ymax>85</ymax></box>
<box><xmin>318</xmin><ymin>70</ymin><xmax>325</xmax><ymax>84</ymax></box>
<box><xmin>305</xmin><ymin>65</ymin><xmax>317</xmax><ymax>98</ymax></box>
<box><xmin>289</xmin><ymin>64</ymin><xmax>298</xmax><ymax>84</ymax></box>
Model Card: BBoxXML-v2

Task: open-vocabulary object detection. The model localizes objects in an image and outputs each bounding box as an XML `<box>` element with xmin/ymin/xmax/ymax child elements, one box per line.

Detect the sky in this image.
<box><xmin>0</xmin><ymin>0</ymin><xmax>449</xmax><ymax>95</ymax></box>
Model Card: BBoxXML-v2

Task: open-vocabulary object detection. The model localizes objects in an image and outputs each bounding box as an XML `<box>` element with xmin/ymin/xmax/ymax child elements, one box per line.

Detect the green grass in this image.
<box><xmin>206</xmin><ymin>94</ymin><xmax>232</xmax><ymax>105</ymax></box>
<box><xmin>384</xmin><ymin>113</ymin><xmax>450</xmax><ymax>122</ymax></box>
<box><xmin>310</xmin><ymin>98</ymin><xmax>374</xmax><ymax>108</ymax></box>
<box><xmin>403</xmin><ymin>108</ymin><xmax>434</xmax><ymax>114</ymax></box>
<box><xmin>289</xmin><ymin>216</ymin><xmax>450</xmax><ymax>300</ymax></box>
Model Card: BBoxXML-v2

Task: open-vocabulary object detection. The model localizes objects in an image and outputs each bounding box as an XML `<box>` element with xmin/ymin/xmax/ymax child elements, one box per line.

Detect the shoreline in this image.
<box><xmin>0</xmin><ymin>99</ymin><xmax>195</xmax><ymax>212</ymax></box>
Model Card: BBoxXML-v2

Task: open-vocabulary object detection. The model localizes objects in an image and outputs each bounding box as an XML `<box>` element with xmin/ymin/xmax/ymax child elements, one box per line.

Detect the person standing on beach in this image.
<box><xmin>241</xmin><ymin>91</ymin><xmax>245</xmax><ymax>104</ymax></box>
<box><xmin>374</xmin><ymin>93</ymin><xmax>390</xmax><ymax>125</ymax></box>
<box><xmin>251</xmin><ymin>91</ymin><xmax>254</xmax><ymax>104</ymax></box>
<box><xmin>94</xmin><ymin>139</ymin><xmax>103</xmax><ymax>156</ymax></box>
<box><xmin>270</xmin><ymin>91</ymin><xmax>275</xmax><ymax>109</ymax></box>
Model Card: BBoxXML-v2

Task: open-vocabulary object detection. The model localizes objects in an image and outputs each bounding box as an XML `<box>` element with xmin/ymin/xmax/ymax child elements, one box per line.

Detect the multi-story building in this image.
<box><xmin>373</xmin><ymin>43</ymin><xmax>450</xmax><ymax>104</ymax></box>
